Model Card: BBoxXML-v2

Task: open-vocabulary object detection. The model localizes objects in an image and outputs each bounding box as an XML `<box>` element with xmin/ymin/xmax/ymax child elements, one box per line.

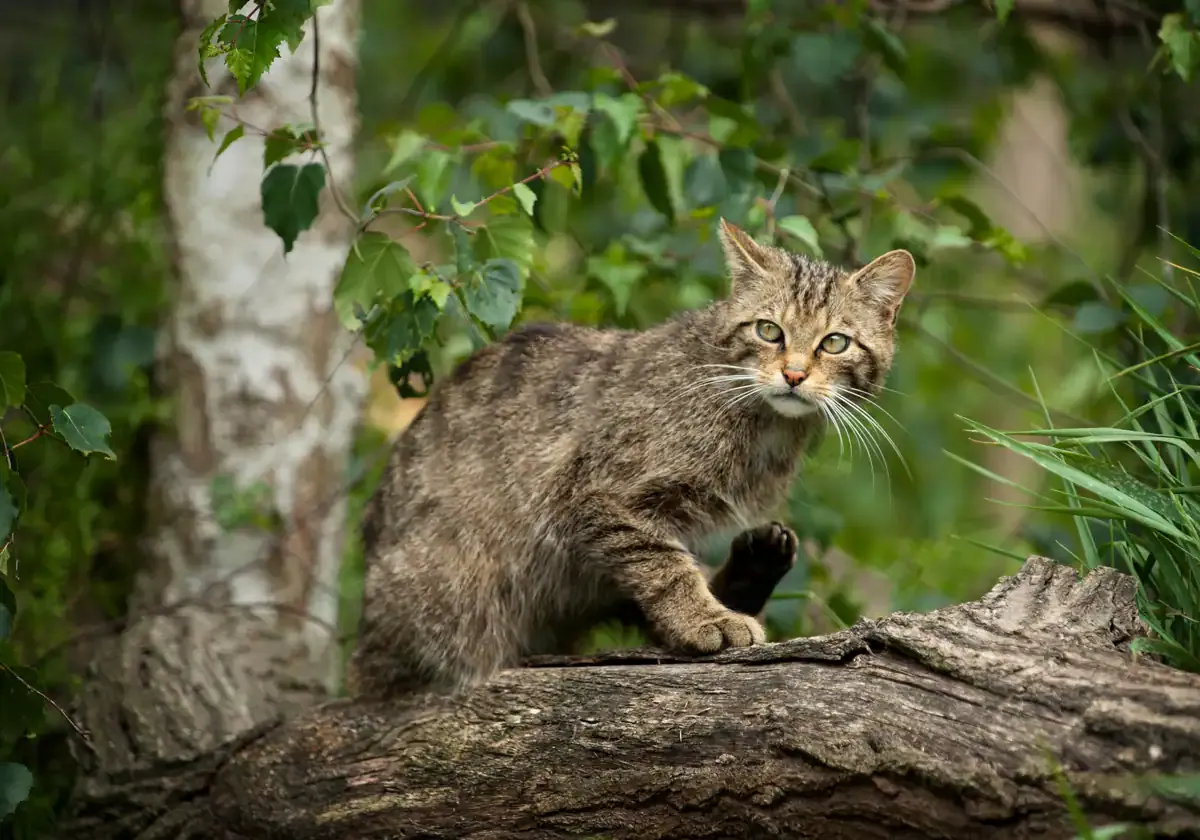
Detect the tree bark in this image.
<box><xmin>65</xmin><ymin>557</ymin><xmax>1200</xmax><ymax>839</ymax></box>
<box><xmin>66</xmin><ymin>0</ymin><xmax>365</xmax><ymax>835</ymax></box>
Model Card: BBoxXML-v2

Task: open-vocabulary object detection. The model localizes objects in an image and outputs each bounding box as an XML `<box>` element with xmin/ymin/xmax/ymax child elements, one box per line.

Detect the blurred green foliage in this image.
<box><xmin>3</xmin><ymin>0</ymin><xmax>1200</xmax><ymax>835</ymax></box>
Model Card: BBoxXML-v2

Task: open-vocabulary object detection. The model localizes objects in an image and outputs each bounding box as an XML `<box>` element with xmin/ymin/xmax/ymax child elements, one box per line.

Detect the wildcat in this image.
<box><xmin>350</xmin><ymin>218</ymin><xmax>914</xmax><ymax>698</ymax></box>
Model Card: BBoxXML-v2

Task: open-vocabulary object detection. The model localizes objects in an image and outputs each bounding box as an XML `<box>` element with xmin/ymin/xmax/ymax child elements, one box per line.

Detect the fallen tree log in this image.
<box><xmin>67</xmin><ymin>557</ymin><xmax>1200</xmax><ymax>839</ymax></box>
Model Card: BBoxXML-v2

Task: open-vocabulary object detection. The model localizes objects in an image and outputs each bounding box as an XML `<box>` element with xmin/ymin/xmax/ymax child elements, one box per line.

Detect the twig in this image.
<box><xmin>515</xmin><ymin>1</ymin><xmax>553</xmax><ymax>97</ymax></box>
<box><xmin>369</xmin><ymin>159</ymin><xmax>566</xmax><ymax>229</ymax></box>
<box><xmin>1</xmin><ymin>663</ymin><xmax>95</xmax><ymax>752</ymax></box>
<box><xmin>309</xmin><ymin>12</ymin><xmax>359</xmax><ymax>226</ymax></box>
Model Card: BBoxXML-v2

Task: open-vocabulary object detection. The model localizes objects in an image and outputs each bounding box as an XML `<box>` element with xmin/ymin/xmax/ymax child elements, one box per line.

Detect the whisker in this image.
<box><xmin>840</xmin><ymin>387</ymin><xmax>906</xmax><ymax>430</ymax></box>
<box><xmin>825</xmin><ymin>392</ymin><xmax>886</xmax><ymax>482</ymax></box>
<box><xmin>828</xmin><ymin>391</ymin><xmax>908</xmax><ymax>479</ymax></box>
<box><xmin>816</xmin><ymin>402</ymin><xmax>846</xmax><ymax>464</ymax></box>
<box><xmin>823</xmin><ymin>397</ymin><xmax>877</xmax><ymax>484</ymax></box>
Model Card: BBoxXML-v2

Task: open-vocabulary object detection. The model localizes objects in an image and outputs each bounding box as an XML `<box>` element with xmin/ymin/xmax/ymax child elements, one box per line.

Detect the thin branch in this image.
<box><xmin>515</xmin><ymin>1</ymin><xmax>553</xmax><ymax>97</ymax></box>
<box><xmin>309</xmin><ymin>11</ymin><xmax>359</xmax><ymax>226</ymax></box>
<box><xmin>1</xmin><ymin>663</ymin><xmax>95</xmax><ymax>752</ymax></box>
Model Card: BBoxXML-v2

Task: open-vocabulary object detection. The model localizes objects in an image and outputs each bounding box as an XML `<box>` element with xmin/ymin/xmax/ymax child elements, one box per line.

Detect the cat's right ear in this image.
<box><xmin>718</xmin><ymin>218</ymin><xmax>773</xmax><ymax>292</ymax></box>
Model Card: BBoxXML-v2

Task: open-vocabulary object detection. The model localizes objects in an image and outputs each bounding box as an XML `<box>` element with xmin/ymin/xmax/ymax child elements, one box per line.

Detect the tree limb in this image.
<box><xmin>66</xmin><ymin>557</ymin><xmax>1200</xmax><ymax>839</ymax></box>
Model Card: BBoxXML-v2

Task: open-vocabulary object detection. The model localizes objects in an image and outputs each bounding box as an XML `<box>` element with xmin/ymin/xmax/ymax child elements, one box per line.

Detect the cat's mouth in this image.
<box><xmin>765</xmin><ymin>389</ymin><xmax>819</xmax><ymax>417</ymax></box>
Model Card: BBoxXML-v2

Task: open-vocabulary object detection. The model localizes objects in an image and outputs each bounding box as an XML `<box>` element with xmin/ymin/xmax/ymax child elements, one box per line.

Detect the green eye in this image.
<box><xmin>820</xmin><ymin>333</ymin><xmax>850</xmax><ymax>354</ymax></box>
<box><xmin>755</xmin><ymin>320</ymin><xmax>784</xmax><ymax>343</ymax></box>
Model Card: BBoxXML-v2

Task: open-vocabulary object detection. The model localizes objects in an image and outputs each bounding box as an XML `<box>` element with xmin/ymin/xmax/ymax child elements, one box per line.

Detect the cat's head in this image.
<box><xmin>715</xmin><ymin>218</ymin><xmax>914</xmax><ymax>419</ymax></box>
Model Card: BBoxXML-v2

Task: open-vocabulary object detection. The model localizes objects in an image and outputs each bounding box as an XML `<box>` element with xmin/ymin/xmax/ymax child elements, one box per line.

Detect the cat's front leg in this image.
<box><xmin>708</xmin><ymin>521</ymin><xmax>798</xmax><ymax>618</ymax></box>
<box><xmin>579</xmin><ymin>500</ymin><xmax>766</xmax><ymax>654</ymax></box>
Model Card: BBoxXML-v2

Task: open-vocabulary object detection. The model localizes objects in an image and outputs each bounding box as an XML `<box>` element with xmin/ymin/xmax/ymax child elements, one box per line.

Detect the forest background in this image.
<box><xmin>2</xmin><ymin>0</ymin><xmax>1199</xmax><ymax>835</ymax></box>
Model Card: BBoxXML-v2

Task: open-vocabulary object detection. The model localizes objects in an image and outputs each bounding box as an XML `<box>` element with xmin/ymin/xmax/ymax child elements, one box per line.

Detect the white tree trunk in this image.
<box><xmin>70</xmin><ymin>3</ymin><xmax>365</xmax><ymax>829</ymax></box>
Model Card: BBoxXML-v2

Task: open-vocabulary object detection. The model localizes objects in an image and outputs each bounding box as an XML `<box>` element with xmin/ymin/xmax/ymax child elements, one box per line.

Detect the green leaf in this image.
<box><xmin>594</xmin><ymin>93</ymin><xmax>641</xmax><ymax>147</ymax></box>
<box><xmin>0</xmin><ymin>472</ymin><xmax>19</xmax><ymax>548</ymax></box>
<box><xmin>388</xmin><ymin>350</ymin><xmax>435</xmax><ymax>399</ymax></box>
<box><xmin>507</xmin><ymin>99</ymin><xmax>557</xmax><ymax>127</ymax></box>
<box><xmin>928</xmin><ymin>225</ymin><xmax>973</xmax><ymax>251</ymax></box>
<box><xmin>384</xmin><ymin>130</ymin><xmax>428</xmax><ymax>174</ymax></box>
<box><xmin>414</xmin><ymin>149</ymin><xmax>453</xmax><ymax>209</ymax></box>
<box><xmin>1160</xmin><ymin>14</ymin><xmax>1200</xmax><ymax>80</ymax></box>
<box><xmin>261</xmin><ymin>163</ymin><xmax>325</xmax><ymax>255</ymax></box>
<box><xmin>588</xmin><ymin>252</ymin><xmax>646</xmax><ymax>316</ymax></box>
<box><xmin>450</xmin><ymin>195</ymin><xmax>478</xmax><ymax>217</ymax></box>
<box><xmin>219</xmin><ymin>0</ymin><xmax>312</xmax><ymax>93</ymax></box>
<box><xmin>464</xmin><ymin>259</ymin><xmax>523</xmax><ymax>330</ymax></box>
<box><xmin>0</xmin><ymin>578</ymin><xmax>14</xmax><ymax>640</ymax></box>
<box><xmin>512</xmin><ymin>182</ymin><xmax>538</xmax><ymax>216</ymax></box>
<box><xmin>777</xmin><ymin>215</ymin><xmax>823</xmax><ymax>257</ymax></box>
<box><xmin>0</xmin><ymin>762</ymin><xmax>32</xmax><ymax>821</ymax></box>
<box><xmin>197</xmin><ymin>13</ymin><xmax>228</xmax><ymax>86</ymax></box>
<box><xmin>0</xmin><ymin>352</ymin><xmax>25</xmax><ymax>410</ymax></box>
<box><xmin>213</xmin><ymin>124</ymin><xmax>245</xmax><ymax>162</ymax></box>
<box><xmin>409</xmin><ymin>271</ymin><xmax>453</xmax><ymax>309</ymax></box>
<box><xmin>861</xmin><ymin>18</ymin><xmax>907</xmax><ymax>74</ymax></box>
<box><xmin>333</xmin><ymin>232</ymin><xmax>415</xmax><ymax>330</ymax></box>
<box><xmin>993</xmin><ymin>0</ymin><xmax>1014</xmax><ymax>23</ymax></box>
<box><xmin>684</xmin><ymin>155</ymin><xmax>727</xmax><ymax>207</ymax></box>
<box><xmin>717</xmin><ymin>148</ymin><xmax>756</xmax><ymax>199</ymax></box>
<box><xmin>50</xmin><ymin>403</ymin><xmax>117</xmax><ymax>460</ymax></box>
<box><xmin>652</xmin><ymin>72</ymin><xmax>709</xmax><ymax>108</ymax></box>
<box><xmin>22</xmin><ymin>381</ymin><xmax>73</xmax><ymax>427</ymax></box>
<box><xmin>577</xmin><ymin>18</ymin><xmax>617</xmax><ymax>38</ymax></box>
<box><xmin>475</xmin><ymin>214</ymin><xmax>535</xmax><ymax>277</ymax></box>
<box><xmin>381</xmin><ymin>292</ymin><xmax>441</xmax><ymax>362</ymax></box>
<box><xmin>264</xmin><ymin>126</ymin><xmax>317</xmax><ymax>168</ymax></box>
<box><xmin>639</xmin><ymin>141</ymin><xmax>674</xmax><ymax>221</ymax></box>
<box><xmin>224</xmin><ymin>47</ymin><xmax>253</xmax><ymax>90</ymax></box>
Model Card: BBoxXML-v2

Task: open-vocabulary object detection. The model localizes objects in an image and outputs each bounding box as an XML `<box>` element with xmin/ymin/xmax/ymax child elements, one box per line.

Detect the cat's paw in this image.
<box><xmin>662</xmin><ymin>608</ymin><xmax>766</xmax><ymax>654</ymax></box>
<box><xmin>729</xmin><ymin>521</ymin><xmax>798</xmax><ymax>577</ymax></box>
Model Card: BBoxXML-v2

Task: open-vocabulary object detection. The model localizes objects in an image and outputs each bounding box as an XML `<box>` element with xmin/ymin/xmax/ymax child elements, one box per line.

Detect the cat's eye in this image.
<box><xmin>755</xmin><ymin>320</ymin><xmax>784</xmax><ymax>343</ymax></box>
<box><xmin>819</xmin><ymin>333</ymin><xmax>851</xmax><ymax>354</ymax></box>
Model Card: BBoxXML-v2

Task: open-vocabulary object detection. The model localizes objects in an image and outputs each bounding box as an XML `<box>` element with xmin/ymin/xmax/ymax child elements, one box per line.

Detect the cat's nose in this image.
<box><xmin>782</xmin><ymin>368</ymin><xmax>807</xmax><ymax>387</ymax></box>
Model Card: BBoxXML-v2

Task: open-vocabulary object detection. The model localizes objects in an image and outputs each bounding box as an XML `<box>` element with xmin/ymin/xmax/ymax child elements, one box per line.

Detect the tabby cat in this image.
<box><xmin>351</xmin><ymin>218</ymin><xmax>914</xmax><ymax>697</ymax></box>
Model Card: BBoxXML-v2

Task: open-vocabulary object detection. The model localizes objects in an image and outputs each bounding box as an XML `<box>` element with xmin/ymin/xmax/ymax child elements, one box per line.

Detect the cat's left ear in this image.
<box><xmin>846</xmin><ymin>249</ymin><xmax>915</xmax><ymax>325</ymax></box>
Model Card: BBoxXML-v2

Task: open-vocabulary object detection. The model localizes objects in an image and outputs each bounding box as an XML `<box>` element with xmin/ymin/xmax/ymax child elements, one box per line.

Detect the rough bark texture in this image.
<box><xmin>66</xmin><ymin>0</ymin><xmax>365</xmax><ymax>836</ymax></box>
<box><xmin>67</xmin><ymin>558</ymin><xmax>1200</xmax><ymax>839</ymax></box>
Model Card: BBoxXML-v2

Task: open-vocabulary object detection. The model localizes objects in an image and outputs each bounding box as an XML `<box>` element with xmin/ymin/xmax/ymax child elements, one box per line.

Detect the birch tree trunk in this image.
<box><xmin>68</xmin><ymin>1</ymin><xmax>365</xmax><ymax>835</ymax></box>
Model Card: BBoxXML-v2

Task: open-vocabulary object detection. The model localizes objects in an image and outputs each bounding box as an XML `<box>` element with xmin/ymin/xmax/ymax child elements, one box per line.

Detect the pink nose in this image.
<box><xmin>782</xmin><ymin>369</ymin><xmax>807</xmax><ymax>387</ymax></box>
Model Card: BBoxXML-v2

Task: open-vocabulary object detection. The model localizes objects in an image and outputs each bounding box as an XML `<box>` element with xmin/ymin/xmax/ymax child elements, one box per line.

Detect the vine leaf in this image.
<box><xmin>50</xmin><ymin>404</ymin><xmax>117</xmax><ymax>460</ymax></box>
<box><xmin>261</xmin><ymin>163</ymin><xmax>326</xmax><ymax>255</ymax></box>
<box><xmin>0</xmin><ymin>577</ymin><xmax>14</xmax><ymax>639</ymax></box>
<box><xmin>0</xmin><ymin>353</ymin><xmax>25</xmax><ymax>410</ymax></box>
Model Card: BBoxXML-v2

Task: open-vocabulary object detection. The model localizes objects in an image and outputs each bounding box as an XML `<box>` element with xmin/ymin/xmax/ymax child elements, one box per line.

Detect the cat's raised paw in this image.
<box><xmin>729</xmin><ymin>521</ymin><xmax>798</xmax><ymax>575</ymax></box>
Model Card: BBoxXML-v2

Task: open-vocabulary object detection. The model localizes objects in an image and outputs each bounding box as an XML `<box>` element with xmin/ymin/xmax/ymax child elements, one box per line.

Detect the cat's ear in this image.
<box><xmin>846</xmin><ymin>249</ymin><xmax>915</xmax><ymax>324</ymax></box>
<box><xmin>718</xmin><ymin>218</ymin><xmax>775</xmax><ymax>291</ymax></box>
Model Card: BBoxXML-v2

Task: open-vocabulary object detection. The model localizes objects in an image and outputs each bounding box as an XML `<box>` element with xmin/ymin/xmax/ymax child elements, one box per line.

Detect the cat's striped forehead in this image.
<box><xmin>784</xmin><ymin>253</ymin><xmax>846</xmax><ymax>311</ymax></box>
